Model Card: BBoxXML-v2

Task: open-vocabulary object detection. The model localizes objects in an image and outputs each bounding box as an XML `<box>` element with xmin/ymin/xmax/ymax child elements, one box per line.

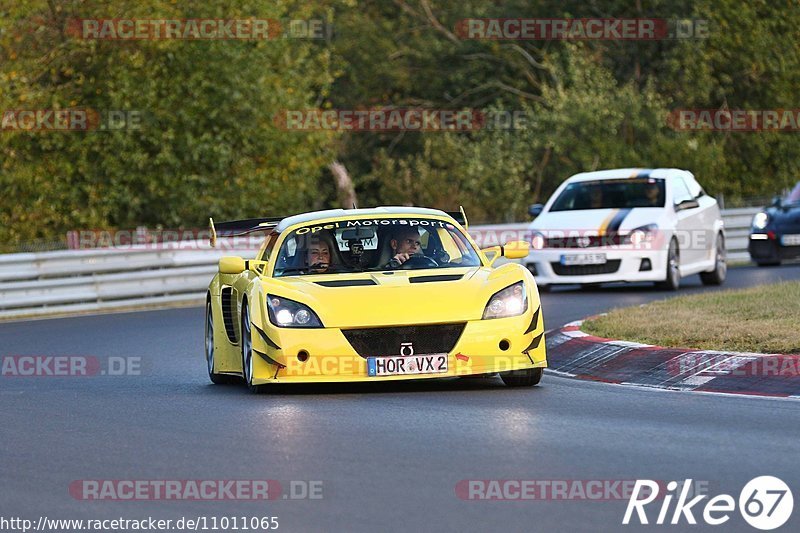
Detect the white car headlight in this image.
<box><xmin>482</xmin><ymin>281</ymin><xmax>528</xmax><ymax>320</ymax></box>
<box><xmin>752</xmin><ymin>212</ymin><xmax>769</xmax><ymax>229</ymax></box>
<box><xmin>530</xmin><ymin>231</ymin><xmax>546</xmax><ymax>250</ymax></box>
<box><xmin>624</xmin><ymin>224</ymin><xmax>658</xmax><ymax>246</ymax></box>
<box><xmin>267</xmin><ymin>295</ymin><xmax>323</xmax><ymax>328</ymax></box>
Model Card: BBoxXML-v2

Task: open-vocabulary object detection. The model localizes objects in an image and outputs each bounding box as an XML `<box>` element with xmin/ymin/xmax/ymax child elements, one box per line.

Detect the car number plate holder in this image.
<box><xmin>781</xmin><ymin>234</ymin><xmax>800</xmax><ymax>246</ymax></box>
<box><xmin>367</xmin><ymin>354</ymin><xmax>448</xmax><ymax>377</ymax></box>
<box><xmin>560</xmin><ymin>253</ymin><xmax>607</xmax><ymax>266</ymax></box>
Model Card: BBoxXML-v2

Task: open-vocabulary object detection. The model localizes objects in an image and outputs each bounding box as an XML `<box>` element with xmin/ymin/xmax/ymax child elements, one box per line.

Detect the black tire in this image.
<box><xmin>700</xmin><ymin>234</ymin><xmax>727</xmax><ymax>286</ymax></box>
<box><xmin>755</xmin><ymin>260</ymin><xmax>781</xmax><ymax>267</ymax></box>
<box><xmin>500</xmin><ymin>367</ymin><xmax>543</xmax><ymax>387</ymax></box>
<box><xmin>240</xmin><ymin>301</ymin><xmax>265</xmax><ymax>394</ymax></box>
<box><xmin>205</xmin><ymin>299</ymin><xmax>238</xmax><ymax>385</ymax></box>
<box><xmin>538</xmin><ymin>284</ymin><xmax>551</xmax><ymax>293</ymax></box>
<box><xmin>655</xmin><ymin>239</ymin><xmax>680</xmax><ymax>291</ymax></box>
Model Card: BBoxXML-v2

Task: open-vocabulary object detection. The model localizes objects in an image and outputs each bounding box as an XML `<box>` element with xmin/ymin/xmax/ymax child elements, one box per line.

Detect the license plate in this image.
<box><xmin>781</xmin><ymin>234</ymin><xmax>800</xmax><ymax>246</ymax></box>
<box><xmin>560</xmin><ymin>253</ymin><xmax>607</xmax><ymax>266</ymax></box>
<box><xmin>367</xmin><ymin>354</ymin><xmax>448</xmax><ymax>377</ymax></box>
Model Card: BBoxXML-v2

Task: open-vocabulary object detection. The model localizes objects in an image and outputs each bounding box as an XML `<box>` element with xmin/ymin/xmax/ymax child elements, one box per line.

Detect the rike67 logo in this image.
<box><xmin>624</xmin><ymin>476</ymin><xmax>793</xmax><ymax>530</ymax></box>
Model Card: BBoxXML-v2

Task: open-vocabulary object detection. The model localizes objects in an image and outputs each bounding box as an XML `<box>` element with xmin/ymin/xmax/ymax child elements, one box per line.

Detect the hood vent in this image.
<box><xmin>409</xmin><ymin>274</ymin><xmax>464</xmax><ymax>283</ymax></box>
<box><xmin>314</xmin><ymin>279</ymin><xmax>377</xmax><ymax>287</ymax></box>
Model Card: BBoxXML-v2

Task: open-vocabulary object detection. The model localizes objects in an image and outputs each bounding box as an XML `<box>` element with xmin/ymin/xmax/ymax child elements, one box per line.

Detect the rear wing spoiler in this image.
<box><xmin>209</xmin><ymin>217</ymin><xmax>283</xmax><ymax>247</ymax></box>
<box><xmin>446</xmin><ymin>206</ymin><xmax>469</xmax><ymax>229</ymax></box>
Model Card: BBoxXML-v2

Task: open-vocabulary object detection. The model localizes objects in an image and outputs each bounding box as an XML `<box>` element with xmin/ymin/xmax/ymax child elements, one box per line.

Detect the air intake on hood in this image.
<box><xmin>314</xmin><ymin>279</ymin><xmax>377</xmax><ymax>287</ymax></box>
<box><xmin>408</xmin><ymin>274</ymin><xmax>463</xmax><ymax>283</ymax></box>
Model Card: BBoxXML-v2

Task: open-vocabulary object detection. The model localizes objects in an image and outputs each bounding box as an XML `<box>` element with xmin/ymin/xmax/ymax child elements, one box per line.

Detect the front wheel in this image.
<box><xmin>240</xmin><ymin>301</ymin><xmax>265</xmax><ymax>394</ymax></box>
<box><xmin>500</xmin><ymin>367</ymin><xmax>543</xmax><ymax>387</ymax></box>
<box><xmin>655</xmin><ymin>239</ymin><xmax>680</xmax><ymax>291</ymax></box>
<box><xmin>700</xmin><ymin>234</ymin><xmax>727</xmax><ymax>286</ymax></box>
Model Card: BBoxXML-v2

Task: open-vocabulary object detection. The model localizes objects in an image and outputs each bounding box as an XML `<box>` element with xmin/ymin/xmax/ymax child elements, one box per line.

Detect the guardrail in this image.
<box><xmin>718</xmin><ymin>207</ymin><xmax>761</xmax><ymax>263</ymax></box>
<box><xmin>0</xmin><ymin>209</ymin><xmax>760</xmax><ymax>319</ymax></box>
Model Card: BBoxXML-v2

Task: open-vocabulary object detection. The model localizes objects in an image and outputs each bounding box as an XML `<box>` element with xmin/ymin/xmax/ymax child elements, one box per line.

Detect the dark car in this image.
<box><xmin>749</xmin><ymin>182</ymin><xmax>800</xmax><ymax>266</ymax></box>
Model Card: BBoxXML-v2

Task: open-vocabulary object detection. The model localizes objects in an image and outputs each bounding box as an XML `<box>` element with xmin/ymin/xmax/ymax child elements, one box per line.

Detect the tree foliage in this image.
<box><xmin>1</xmin><ymin>0</ymin><xmax>798</xmax><ymax>244</ymax></box>
<box><xmin>0</xmin><ymin>0</ymin><xmax>336</xmax><ymax>245</ymax></box>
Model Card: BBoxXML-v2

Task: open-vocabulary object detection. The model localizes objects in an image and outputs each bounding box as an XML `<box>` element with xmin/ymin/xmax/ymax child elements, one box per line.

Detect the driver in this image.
<box><xmin>384</xmin><ymin>227</ymin><xmax>422</xmax><ymax>268</ymax></box>
<box><xmin>644</xmin><ymin>182</ymin><xmax>661</xmax><ymax>206</ymax></box>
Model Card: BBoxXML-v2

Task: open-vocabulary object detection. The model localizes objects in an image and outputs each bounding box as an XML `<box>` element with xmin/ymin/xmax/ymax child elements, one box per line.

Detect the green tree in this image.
<box><xmin>0</xmin><ymin>0</ymin><xmax>337</xmax><ymax>247</ymax></box>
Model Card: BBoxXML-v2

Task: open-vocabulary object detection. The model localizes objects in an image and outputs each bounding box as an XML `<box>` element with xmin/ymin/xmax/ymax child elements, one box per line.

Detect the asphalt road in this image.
<box><xmin>2</xmin><ymin>264</ymin><xmax>800</xmax><ymax>533</ymax></box>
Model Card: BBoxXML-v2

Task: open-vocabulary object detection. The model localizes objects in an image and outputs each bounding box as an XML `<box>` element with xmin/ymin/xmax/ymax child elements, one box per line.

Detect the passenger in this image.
<box><xmin>306</xmin><ymin>237</ymin><xmax>332</xmax><ymax>273</ymax></box>
<box><xmin>589</xmin><ymin>186</ymin><xmax>604</xmax><ymax>208</ymax></box>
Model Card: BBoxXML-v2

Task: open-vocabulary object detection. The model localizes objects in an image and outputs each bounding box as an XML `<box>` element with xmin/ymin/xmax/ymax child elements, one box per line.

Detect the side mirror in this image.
<box><xmin>481</xmin><ymin>241</ymin><xmax>531</xmax><ymax>266</ymax></box>
<box><xmin>771</xmin><ymin>196</ymin><xmax>783</xmax><ymax>208</ymax></box>
<box><xmin>219</xmin><ymin>256</ymin><xmax>246</xmax><ymax>274</ymax></box>
<box><xmin>675</xmin><ymin>199</ymin><xmax>700</xmax><ymax>212</ymax></box>
<box><xmin>501</xmin><ymin>240</ymin><xmax>530</xmax><ymax>259</ymax></box>
<box><xmin>528</xmin><ymin>204</ymin><xmax>544</xmax><ymax>218</ymax></box>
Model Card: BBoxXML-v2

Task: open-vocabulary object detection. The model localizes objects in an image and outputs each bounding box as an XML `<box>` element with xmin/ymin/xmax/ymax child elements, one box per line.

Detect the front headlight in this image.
<box><xmin>624</xmin><ymin>224</ymin><xmax>658</xmax><ymax>245</ymax></box>
<box><xmin>752</xmin><ymin>212</ymin><xmax>769</xmax><ymax>229</ymax></box>
<box><xmin>530</xmin><ymin>231</ymin><xmax>546</xmax><ymax>250</ymax></box>
<box><xmin>483</xmin><ymin>281</ymin><xmax>528</xmax><ymax>319</ymax></box>
<box><xmin>267</xmin><ymin>295</ymin><xmax>324</xmax><ymax>328</ymax></box>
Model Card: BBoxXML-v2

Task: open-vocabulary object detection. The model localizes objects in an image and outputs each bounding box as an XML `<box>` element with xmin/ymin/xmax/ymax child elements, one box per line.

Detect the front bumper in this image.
<box><xmin>749</xmin><ymin>234</ymin><xmax>800</xmax><ymax>262</ymax></box>
<box><xmin>249</xmin><ymin>310</ymin><xmax>547</xmax><ymax>384</ymax></box>
<box><xmin>523</xmin><ymin>248</ymin><xmax>668</xmax><ymax>285</ymax></box>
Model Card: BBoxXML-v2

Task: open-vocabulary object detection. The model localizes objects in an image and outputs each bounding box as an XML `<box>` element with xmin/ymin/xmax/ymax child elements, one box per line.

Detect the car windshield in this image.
<box><xmin>272</xmin><ymin>217</ymin><xmax>481</xmax><ymax>276</ymax></box>
<box><xmin>549</xmin><ymin>178</ymin><xmax>666</xmax><ymax>211</ymax></box>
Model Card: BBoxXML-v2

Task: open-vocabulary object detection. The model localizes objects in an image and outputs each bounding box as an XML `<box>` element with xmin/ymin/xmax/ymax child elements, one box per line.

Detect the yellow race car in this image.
<box><xmin>204</xmin><ymin>207</ymin><xmax>547</xmax><ymax>393</ymax></box>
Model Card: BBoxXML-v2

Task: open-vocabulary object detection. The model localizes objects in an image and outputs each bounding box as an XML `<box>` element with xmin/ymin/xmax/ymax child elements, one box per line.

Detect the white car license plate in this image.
<box><xmin>367</xmin><ymin>354</ymin><xmax>448</xmax><ymax>377</ymax></box>
<box><xmin>560</xmin><ymin>253</ymin><xmax>607</xmax><ymax>266</ymax></box>
<box><xmin>781</xmin><ymin>234</ymin><xmax>800</xmax><ymax>246</ymax></box>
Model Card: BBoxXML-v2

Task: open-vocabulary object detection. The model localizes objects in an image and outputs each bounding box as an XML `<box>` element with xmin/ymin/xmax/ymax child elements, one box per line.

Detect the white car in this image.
<box><xmin>523</xmin><ymin>168</ymin><xmax>727</xmax><ymax>290</ymax></box>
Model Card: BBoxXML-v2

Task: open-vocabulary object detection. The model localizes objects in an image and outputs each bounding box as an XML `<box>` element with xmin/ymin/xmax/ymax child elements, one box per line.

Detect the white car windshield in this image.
<box><xmin>549</xmin><ymin>178</ymin><xmax>666</xmax><ymax>211</ymax></box>
<box><xmin>273</xmin><ymin>217</ymin><xmax>481</xmax><ymax>276</ymax></box>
